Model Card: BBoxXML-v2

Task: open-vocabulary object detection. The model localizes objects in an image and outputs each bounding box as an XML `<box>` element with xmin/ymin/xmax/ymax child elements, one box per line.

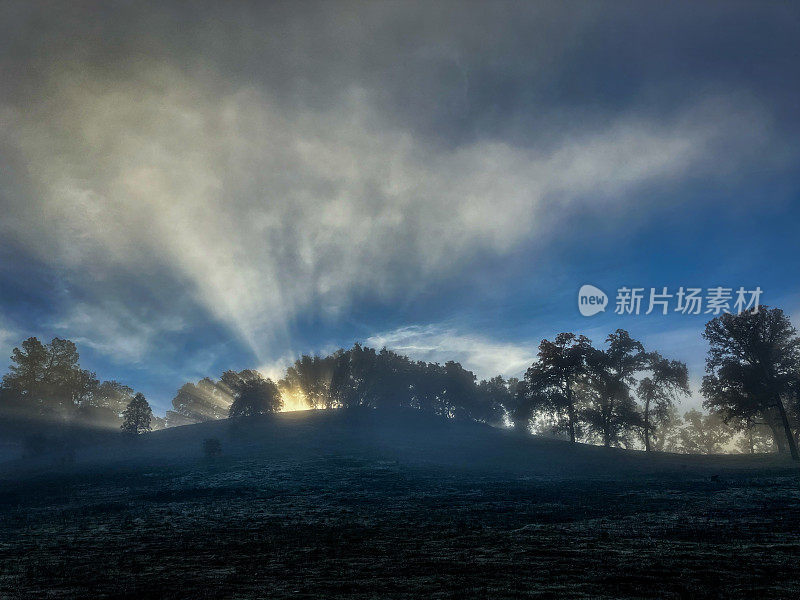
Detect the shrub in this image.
<box><xmin>202</xmin><ymin>438</ymin><xmax>222</xmax><ymax>459</ymax></box>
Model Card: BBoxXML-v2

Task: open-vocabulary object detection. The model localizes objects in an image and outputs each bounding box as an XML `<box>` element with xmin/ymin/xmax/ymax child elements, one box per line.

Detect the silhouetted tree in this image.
<box><xmin>701</xmin><ymin>307</ymin><xmax>800</xmax><ymax>460</ymax></box>
<box><xmin>219</xmin><ymin>369</ymin><xmax>263</xmax><ymax>394</ymax></box>
<box><xmin>532</xmin><ymin>333</ymin><xmax>592</xmax><ymax>443</ymax></box>
<box><xmin>734</xmin><ymin>417</ymin><xmax>777</xmax><ymax>454</ymax></box>
<box><xmin>440</xmin><ymin>361</ymin><xmax>481</xmax><ymax>420</ymax></box>
<box><xmin>409</xmin><ymin>359</ymin><xmax>446</xmax><ymax>413</ymax></box>
<box><xmin>583</xmin><ymin>330</ymin><xmax>647</xmax><ymax>447</ymax></box>
<box><xmin>638</xmin><ymin>353</ymin><xmax>690</xmax><ymax>452</ymax></box>
<box><xmin>202</xmin><ymin>438</ymin><xmax>222</xmax><ymax>459</ymax></box>
<box><xmin>169</xmin><ymin>378</ymin><xmax>231</xmax><ymax>424</ymax></box>
<box><xmin>678</xmin><ymin>409</ymin><xmax>734</xmax><ymax>454</ymax></box>
<box><xmin>1</xmin><ymin>337</ymin><xmax>97</xmax><ymax>417</ymax></box>
<box><xmin>229</xmin><ymin>375</ymin><xmax>282</xmax><ymax>418</ymax></box>
<box><xmin>121</xmin><ymin>393</ymin><xmax>153</xmax><ymax>435</ymax></box>
<box><xmin>650</xmin><ymin>405</ymin><xmax>683</xmax><ymax>452</ymax></box>
<box><xmin>371</xmin><ymin>348</ymin><xmax>417</xmax><ymax>409</ymax></box>
<box><xmin>514</xmin><ymin>366</ymin><xmax>567</xmax><ymax>437</ymax></box>
<box><xmin>77</xmin><ymin>380</ymin><xmax>135</xmax><ymax>427</ymax></box>
<box><xmin>329</xmin><ymin>344</ymin><xmax>375</xmax><ymax>409</ymax></box>
<box><xmin>281</xmin><ymin>353</ymin><xmax>339</xmax><ymax>408</ymax></box>
<box><xmin>476</xmin><ymin>376</ymin><xmax>513</xmax><ymax>426</ymax></box>
<box><xmin>166</xmin><ymin>369</ymin><xmax>265</xmax><ymax>426</ymax></box>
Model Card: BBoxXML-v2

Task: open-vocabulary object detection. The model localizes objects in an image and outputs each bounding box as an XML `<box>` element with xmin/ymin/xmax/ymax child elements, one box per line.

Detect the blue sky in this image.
<box><xmin>1</xmin><ymin>1</ymin><xmax>799</xmax><ymax>414</ymax></box>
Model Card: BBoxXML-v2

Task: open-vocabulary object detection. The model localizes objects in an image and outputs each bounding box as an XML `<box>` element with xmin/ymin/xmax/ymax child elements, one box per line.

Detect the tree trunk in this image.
<box><xmin>603</xmin><ymin>396</ymin><xmax>613</xmax><ymax>447</ymax></box>
<box><xmin>774</xmin><ymin>396</ymin><xmax>799</xmax><ymax>461</ymax></box>
<box><xmin>566</xmin><ymin>386</ymin><xmax>576</xmax><ymax>443</ymax></box>
<box><xmin>767</xmin><ymin>421</ymin><xmax>785</xmax><ymax>454</ymax></box>
<box><xmin>644</xmin><ymin>397</ymin><xmax>651</xmax><ymax>452</ymax></box>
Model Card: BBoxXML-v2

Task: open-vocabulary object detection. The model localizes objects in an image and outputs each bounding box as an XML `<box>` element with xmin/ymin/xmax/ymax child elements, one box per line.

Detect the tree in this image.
<box><xmin>170</xmin><ymin>378</ymin><xmax>231</xmax><ymax>423</ymax></box>
<box><xmin>228</xmin><ymin>375</ymin><xmax>282</xmax><ymax>418</ymax></box>
<box><xmin>678</xmin><ymin>409</ymin><xmax>734</xmax><ymax>454</ymax></box>
<box><xmin>167</xmin><ymin>369</ymin><xmax>264</xmax><ymax>426</ymax></box>
<box><xmin>533</xmin><ymin>333</ymin><xmax>592</xmax><ymax>443</ymax></box>
<box><xmin>734</xmin><ymin>418</ymin><xmax>777</xmax><ymax>454</ymax></box>
<box><xmin>281</xmin><ymin>353</ymin><xmax>339</xmax><ymax>408</ymax></box>
<box><xmin>581</xmin><ymin>330</ymin><xmax>647</xmax><ymax>447</ymax></box>
<box><xmin>440</xmin><ymin>361</ymin><xmax>482</xmax><ymax>420</ymax></box>
<box><xmin>2</xmin><ymin>337</ymin><xmax>49</xmax><ymax>412</ymax></box>
<box><xmin>701</xmin><ymin>307</ymin><xmax>800</xmax><ymax>460</ymax></box>
<box><xmin>515</xmin><ymin>366</ymin><xmax>570</xmax><ymax>437</ymax></box>
<box><xmin>329</xmin><ymin>344</ymin><xmax>378</xmax><ymax>409</ymax></box>
<box><xmin>649</xmin><ymin>405</ymin><xmax>683</xmax><ymax>452</ymax></box>
<box><xmin>202</xmin><ymin>438</ymin><xmax>222</xmax><ymax>459</ymax></box>
<box><xmin>93</xmin><ymin>380</ymin><xmax>135</xmax><ymax>413</ymax></box>
<box><xmin>638</xmin><ymin>353</ymin><xmax>690</xmax><ymax>451</ymax></box>
<box><xmin>2</xmin><ymin>337</ymin><xmax>98</xmax><ymax>417</ymax></box>
<box><xmin>505</xmin><ymin>376</ymin><xmax>534</xmax><ymax>432</ymax></box>
<box><xmin>77</xmin><ymin>380</ymin><xmax>135</xmax><ymax>427</ymax></box>
<box><xmin>121</xmin><ymin>393</ymin><xmax>153</xmax><ymax>435</ymax></box>
<box><xmin>476</xmin><ymin>376</ymin><xmax>513</xmax><ymax>427</ymax></box>
<box><xmin>409</xmin><ymin>360</ymin><xmax>447</xmax><ymax>414</ymax></box>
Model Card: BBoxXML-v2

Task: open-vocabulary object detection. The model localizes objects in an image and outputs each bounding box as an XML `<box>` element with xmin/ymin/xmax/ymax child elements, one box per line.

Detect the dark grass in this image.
<box><xmin>1</xmin><ymin>411</ymin><xmax>800</xmax><ymax>598</ymax></box>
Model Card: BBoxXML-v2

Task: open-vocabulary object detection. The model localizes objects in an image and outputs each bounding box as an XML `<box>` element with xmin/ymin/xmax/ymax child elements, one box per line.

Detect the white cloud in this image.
<box><xmin>366</xmin><ymin>324</ymin><xmax>535</xmax><ymax>379</ymax></box>
<box><xmin>0</xmin><ymin>64</ymin><xmax>778</xmax><ymax>364</ymax></box>
<box><xmin>0</xmin><ymin>318</ymin><xmax>20</xmax><ymax>367</ymax></box>
<box><xmin>53</xmin><ymin>301</ymin><xmax>185</xmax><ymax>364</ymax></box>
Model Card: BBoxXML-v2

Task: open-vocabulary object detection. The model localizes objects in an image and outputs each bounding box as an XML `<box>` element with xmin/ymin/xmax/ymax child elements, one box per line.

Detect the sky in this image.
<box><xmin>1</xmin><ymin>1</ymin><xmax>799</xmax><ymax>415</ymax></box>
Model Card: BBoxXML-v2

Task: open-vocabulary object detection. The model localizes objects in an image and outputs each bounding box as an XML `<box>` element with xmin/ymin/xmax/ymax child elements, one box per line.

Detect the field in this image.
<box><xmin>1</xmin><ymin>410</ymin><xmax>799</xmax><ymax>599</ymax></box>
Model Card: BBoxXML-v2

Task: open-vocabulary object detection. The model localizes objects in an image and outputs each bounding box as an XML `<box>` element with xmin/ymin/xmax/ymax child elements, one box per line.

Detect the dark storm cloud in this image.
<box><xmin>4</xmin><ymin>2</ymin><xmax>797</xmax><ymax>135</ymax></box>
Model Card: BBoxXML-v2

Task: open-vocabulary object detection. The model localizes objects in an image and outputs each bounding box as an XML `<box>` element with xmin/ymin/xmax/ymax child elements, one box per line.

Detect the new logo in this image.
<box><xmin>578</xmin><ymin>284</ymin><xmax>608</xmax><ymax>317</ymax></box>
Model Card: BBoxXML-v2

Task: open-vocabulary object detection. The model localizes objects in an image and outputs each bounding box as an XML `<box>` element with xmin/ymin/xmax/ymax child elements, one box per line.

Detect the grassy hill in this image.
<box><xmin>2</xmin><ymin>409</ymin><xmax>799</xmax><ymax>598</ymax></box>
<box><xmin>2</xmin><ymin>407</ymin><xmax>795</xmax><ymax>479</ymax></box>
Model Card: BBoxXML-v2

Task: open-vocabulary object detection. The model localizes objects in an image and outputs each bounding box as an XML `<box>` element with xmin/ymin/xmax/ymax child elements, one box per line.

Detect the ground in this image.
<box><xmin>1</xmin><ymin>410</ymin><xmax>799</xmax><ymax>599</ymax></box>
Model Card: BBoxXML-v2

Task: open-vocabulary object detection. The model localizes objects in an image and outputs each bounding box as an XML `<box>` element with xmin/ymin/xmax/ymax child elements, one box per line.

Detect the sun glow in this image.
<box><xmin>279</xmin><ymin>386</ymin><xmax>313</xmax><ymax>412</ymax></box>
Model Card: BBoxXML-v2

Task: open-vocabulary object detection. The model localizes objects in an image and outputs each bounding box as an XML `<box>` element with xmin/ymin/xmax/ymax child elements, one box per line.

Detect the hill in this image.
<box><xmin>1</xmin><ymin>407</ymin><xmax>795</xmax><ymax>479</ymax></box>
<box><xmin>3</xmin><ymin>409</ymin><xmax>800</xmax><ymax>598</ymax></box>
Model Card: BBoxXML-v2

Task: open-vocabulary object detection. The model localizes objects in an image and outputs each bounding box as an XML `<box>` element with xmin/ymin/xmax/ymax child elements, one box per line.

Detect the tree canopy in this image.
<box><xmin>228</xmin><ymin>375</ymin><xmax>282</xmax><ymax>418</ymax></box>
<box><xmin>121</xmin><ymin>393</ymin><xmax>153</xmax><ymax>435</ymax></box>
<box><xmin>702</xmin><ymin>306</ymin><xmax>800</xmax><ymax>460</ymax></box>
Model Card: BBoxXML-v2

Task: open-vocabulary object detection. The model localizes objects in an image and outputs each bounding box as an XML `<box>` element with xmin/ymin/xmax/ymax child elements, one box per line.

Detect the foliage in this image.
<box><xmin>734</xmin><ymin>419</ymin><xmax>777</xmax><ymax>454</ymax></box>
<box><xmin>280</xmin><ymin>354</ymin><xmax>340</xmax><ymax>408</ymax></box>
<box><xmin>526</xmin><ymin>333</ymin><xmax>592</xmax><ymax>442</ymax></box>
<box><xmin>701</xmin><ymin>306</ymin><xmax>800</xmax><ymax>459</ymax></box>
<box><xmin>678</xmin><ymin>409</ymin><xmax>734</xmax><ymax>454</ymax></box>
<box><xmin>638</xmin><ymin>352</ymin><xmax>690</xmax><ymax>451</ymax></box>
<box><xmin>121</xmin><ymin>393</ymin><xmax>153</xmax><ymax>435</ymax></box>
<box><xmin>228</xmin><ymin>375</ymin><xmax>282</xmax><ymax>418</ymax></box>
<box><xmin>1</xmin><ymin>337</ymin><xmax>98</xmax><ymax>416</ymax></box>
<box><xmin>581</xmin><ymin>330</ymin><xmax>648</xmax><ymax>447</ymax></box>
<box><xmin>0</xmin><ymin>337</ymin><xmax>148</xmax><ymax>431</ymax></box>
<box><xmin>649</xmin><ymin>406</ymin><xmax>683</xmax><ymax>452</ymax></box>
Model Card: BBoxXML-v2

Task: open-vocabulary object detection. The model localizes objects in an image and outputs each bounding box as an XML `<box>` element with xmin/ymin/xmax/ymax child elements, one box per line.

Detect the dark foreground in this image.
<box><xmin>1</xmin><ymin>412</ymin><xmax>799</xmax><ymax>598</ymax></box>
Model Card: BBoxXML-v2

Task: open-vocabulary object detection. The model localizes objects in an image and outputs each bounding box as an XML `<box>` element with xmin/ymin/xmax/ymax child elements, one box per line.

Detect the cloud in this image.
<box><xmin>0</xmin><ymin>317</ymin><xmax>19</xmax><ymax>365</ymax></box>
<box><xmin>0</xmin><ymin>2</ymin><xmax>794</xmax><ymax>374</ymax></box>
<box><xmin>366</xmin><ymin>324</ymin><xmax>535</xmax><ymax>379</ymax></box>
<box><xmin>0</xmin><ymin>60</ymin><xmax>778</xmax><ymax>365</ymax></box>
<box><xmin>53</xmin><ymin>300</ymin><xmax>185</xmax><ymax>364</ymax></box>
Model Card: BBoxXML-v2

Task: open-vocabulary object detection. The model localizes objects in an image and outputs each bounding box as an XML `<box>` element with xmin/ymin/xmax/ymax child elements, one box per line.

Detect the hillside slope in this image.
<box><xmin>2</xmin><ymin>408</ymin><xmax>800</xmax><ymax>598</ymax></box>
<box><xmin>2</xmin><ymin>407</ymin><xmax>795</xmax><ymax>479</ymax></box>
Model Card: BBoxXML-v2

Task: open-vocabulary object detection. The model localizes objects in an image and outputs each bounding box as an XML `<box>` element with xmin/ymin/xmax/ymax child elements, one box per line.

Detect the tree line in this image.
<box><xmin>0</xmin><ymin>336</ymin><xmax>163</xmax><ymax>433</ymax></box>
<box><xmin>2</xmin><ymin>306</ymin><xmax>799</xmax><ymax>458</ymax></box>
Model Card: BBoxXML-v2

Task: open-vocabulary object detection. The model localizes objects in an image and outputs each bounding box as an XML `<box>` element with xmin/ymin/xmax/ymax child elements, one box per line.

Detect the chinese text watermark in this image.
<box><xmin>578</xmin><ymin>285</ymin><xmax>762</xmax><ymax>317</ymax></box>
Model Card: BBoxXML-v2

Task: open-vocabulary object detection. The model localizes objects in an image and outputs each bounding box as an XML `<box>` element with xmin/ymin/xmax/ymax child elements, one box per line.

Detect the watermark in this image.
<box><xmin>578</xmin><ymin>285</ymin><xmax>762</xmax><ymax>317</ymax></box>
<box><xmin>578</xmin><ymin>284</ymin><xmax>608</xmax><ymax>316</ymax></box>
